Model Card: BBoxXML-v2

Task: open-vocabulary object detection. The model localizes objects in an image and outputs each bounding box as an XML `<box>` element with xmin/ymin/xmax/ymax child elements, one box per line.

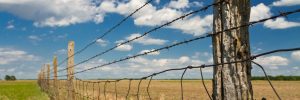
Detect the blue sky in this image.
<box><xmin>0</xmin><ymin>0</ymin><xmax>299</xmax><ymax>79</ymax></box>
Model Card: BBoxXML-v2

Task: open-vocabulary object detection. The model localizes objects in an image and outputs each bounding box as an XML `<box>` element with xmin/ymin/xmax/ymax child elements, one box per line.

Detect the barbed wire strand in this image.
<box><xmin>55</xmin><ymin>8</ymin><xmax>300</xmax><ymax>78</ymax></box>
<box><xmin>200</xmin><ymin>67</ymin><xmax>212</xmax><ymax>100</ymax></box>
<box><xmin>55</xmin><ymin>1</ymin><xmax>224</xmax><ymax>74</ymax></box>
<box><xmin>137</xmin><ymin>79</ymin><xmax>143</xmax><ymax>100</ymax></box>
<box><xmin>147</xmin><ymin>76</ymin><xmax>153</xmax><ymax>100</ymax></box>
<box><xmin>68</xmin><ymin>47</ymin><xmax>300</xmax><ymax>84</ymax></box>
<box><xmin>55</xmin><ymin>0</ymin><xmax>154</xmax><ymax>69</ymax></box>
<box><xmin>251</xmin><ymin>61</ymin><xmax>282</xmax><ymax>100</ymax></box>
<box><xmin>126</xmin><ymin>79</ymin><xmax>132</xmax><ymax>99</ymax></box>
<box><xmin>47</xmin><ymin>46</ymin><xmax>300</xmax><ymax>99</ymax></box>
<box><xmin>181</xmin><ymin>67</ymin><xmax>189</xmax><ymax>100</ymax></box>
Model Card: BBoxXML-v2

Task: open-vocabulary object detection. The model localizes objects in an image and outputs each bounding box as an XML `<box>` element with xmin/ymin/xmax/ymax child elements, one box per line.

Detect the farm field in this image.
<box><xmin>48</xmin><ymin>80</ymin><xmax>300</xmax><ymax>100</ymax></box>
<box><xmin>0</xmin><ymin>80</ymin><xmax>49</xmax><ymax>100</ymax></box>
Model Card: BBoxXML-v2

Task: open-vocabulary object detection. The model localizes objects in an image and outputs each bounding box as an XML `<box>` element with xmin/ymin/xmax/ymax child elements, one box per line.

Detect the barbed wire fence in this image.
<box><xmin>37</xmin><ymin>1</ymin><xmax>300</xmax><ymax>100</ymax></box>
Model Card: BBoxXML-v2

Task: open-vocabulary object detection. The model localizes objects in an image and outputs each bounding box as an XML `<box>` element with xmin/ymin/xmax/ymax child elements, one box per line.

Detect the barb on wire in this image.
<box><xmin>55</xmin><ymin>8</ymin><xmax>300</xmax><ymax>78</ymax></box>
<box><xmin>252</xmin><ymin>61</ymin><xmax>282</xmax><ymax>100</ymax></box>
<box><xmin>55</xmin><ymin>1</ymin><xmax>223</xmax><ymax>74</ymax></box>
<box><xmin>40</xmin><ymin>47</ymin><xmax>300</xmax><ymax>99</ymax></box>
<box><xmin>55</xmin><ymin>0</ymin><xmax>154</xmax><ymax>69</ymax></box>
<box><xmin>200</xmin><ymin>67</ymin><xmax>212</xmax><ymax>100</ymax></box>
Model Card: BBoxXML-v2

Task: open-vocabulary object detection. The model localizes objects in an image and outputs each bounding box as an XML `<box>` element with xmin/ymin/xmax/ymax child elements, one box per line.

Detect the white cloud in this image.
<box><xmin>291</xmin><ymin>51</ymin><xmax>300</xmax><ymax>61</ymax></box>
<box><xmin>250</xmin><ymin>3</ymin><xmax>300</xmax><ymax>29</ymax></box>
<box><xmin>169</xmin><ymin>14</ymin><xmax>213</xmax><ymax>36</ymax></box>
<box><xmin>100</xmin><ymin>0</ymin><xmax>213</xmax><ymax>36</ymax></box>
<box><xmin>254</xmin><ymin>56</ymin><xmax>289</xmax><ymax>69</ymax></box>
<box><xmin>115</xmin><ymin>41</ymin><xmax>133</xmax><ymax>51</ymax></box>
<box><xmin>0</xmin><ymin>48</ymin><xmax>39</xmax><ymax>65</ymax></box>
<box><xmin>250</xmin><ymin>3</ymin><xmax>272</xmax><ymax>22</ymax></box>
<box><xmin>6</xmin><ymin>20</ymin><xmax>15</xmax><ymax>29</ymax></box>
<box><xmin>0</xmin><ymin>0</ymin><xmax>105</xmax><ymax>27</ymax></box>
<box><xmin>139</xmin><ymin>49</ymin><xmax>160</xmax><ymax>55</ymax></box>
<box><xmin>96</xmin><ymin>39</ymin><xmax>108</xmax><ymax>47</ymax></box>
<box><xmin>28</xmin><ymin>35</ymin><xmax>42</xmax><ymax>41</ymax></box>
<box><xmin>125</xmin><ymin>33</ymin><xmax>167</xmax><ymax>45</ymax></box>
<box><xmin>168</xmin><ymin>0</ymin><xmax>189</xmax><ymax>9</ymax></box>
<box><xmin>0</xmin><ymin>0</ymin><xmax>212</xmax><ymax>35</ymax></box>
<box><xmin>264</xmin><ymin>17</ymin><xmax>300</xmax><ymax>29</ymax></box>
<box><xmin>54</xmin><ymin>49</ymin><xmax>67</xmax><ymax>55</ymax></box>
<box><xmin>272</xmin><ymin>0</ymin><xmax>300</xmax><ymax>6</ymax></box>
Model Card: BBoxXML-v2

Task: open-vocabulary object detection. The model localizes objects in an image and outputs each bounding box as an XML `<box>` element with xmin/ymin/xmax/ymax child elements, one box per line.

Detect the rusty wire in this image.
<box><xmin>54</xmin><ymin>1</ymin><xmax>224</xmax><ymax>74</ymax></box>
<box><xmin>55</xmin><ymin>0</ymin><xmax>154</xmax><ymax>70</ymax></box>
<box><xmin>126</xmin><ymin>80</ymin><xmax>132</xmax><ymax>99</ymax></box>
<box><xmin>200</xmin><ymin>67</ymin><xmax>212</xmax><ymax>100</ymax></box>
<box><xmin>252</xmin><ymin>61</ymin><xmax>282</xmax><ymax>100</ymax></box>
<box><xmin>56</xmin><ymin>8</ymin><xmax>300</xmax><ymax>78</ymax></box>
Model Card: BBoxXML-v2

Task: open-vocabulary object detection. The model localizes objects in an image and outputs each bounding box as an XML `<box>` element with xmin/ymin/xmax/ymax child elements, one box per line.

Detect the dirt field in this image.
<box><xmin>46</xmin><ymin>80</ymin><xmax>300</xmax><ymax>100</ymax></box>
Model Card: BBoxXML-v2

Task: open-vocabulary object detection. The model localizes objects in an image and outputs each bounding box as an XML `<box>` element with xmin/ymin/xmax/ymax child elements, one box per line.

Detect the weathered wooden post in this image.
<box><xmin>67</xmin><ymin>41</ymin><xmax>75</xmax><ymax>100</ymax></box>
<box><xmin>53</xmin><ymin>56</ymin><xmax>59</xmax><ymax>100</ymax></box>
<box><xmin>47</xmin><ymin>64</ymin><xmax>51</xmax><ymax>94</ymax></box>
<box><xmin>42</xmin><ymin>65</ymin><xmax>46</xmax><ymax>92</ymax></box>
<box><xmin>212</xmin><ymin>0</ymin><xmax>253</xmax><ymax>99</ymax></box>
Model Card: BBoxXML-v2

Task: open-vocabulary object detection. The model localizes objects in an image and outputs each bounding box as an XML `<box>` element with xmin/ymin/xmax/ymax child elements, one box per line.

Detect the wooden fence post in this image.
<box><xmin>47</xmin><ymin>64</ymin><xmax>50</xmax><ymax>95</ymax></box>
<box><xmin>53</xmin><ymin>56</ymin><xmax>59</xmax><ymax>100</ymax></box>
<box><xmin>67</xmin><ymin>41</ymin><xmax>75</xmax><ymax>100</ymax></box>
<box><xmin>212</xmin><ymin>0</ymin><xmax>253</xmax><ymax>99</ymax></box>
<box><xmin>42</xmin><ymin>65</ymin><xmax>45</xmax><ymax>92</ymax></box>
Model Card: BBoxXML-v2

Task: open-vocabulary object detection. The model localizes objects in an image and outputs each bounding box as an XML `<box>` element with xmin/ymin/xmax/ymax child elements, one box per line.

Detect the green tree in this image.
<box><xmin>5</xmin><ymin>75</ymin><xmax>11</xmax><ymax>80</ymax></box>
<box><xmin>4</xmin><ymin>75</ymin><xmax>17</xmax><ymax>81</ymax></box>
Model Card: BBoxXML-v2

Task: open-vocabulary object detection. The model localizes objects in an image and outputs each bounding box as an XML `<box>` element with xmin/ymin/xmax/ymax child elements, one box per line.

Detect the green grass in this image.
<box><xmin>0</xmin><ymin>80</ymin><xmax>49</xmax><ymax>100</ymax></box>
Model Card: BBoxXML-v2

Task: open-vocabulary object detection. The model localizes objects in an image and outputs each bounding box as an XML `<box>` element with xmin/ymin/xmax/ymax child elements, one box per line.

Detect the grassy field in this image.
<box><xmin>0</xmin><ymin>80</ymin><xmax>49</xmax><ymax>100</ymax></box>
<box><xmin>1</xmin><ymin>80</ymin><xmax>300</xmax><ymax>100</ymax></box>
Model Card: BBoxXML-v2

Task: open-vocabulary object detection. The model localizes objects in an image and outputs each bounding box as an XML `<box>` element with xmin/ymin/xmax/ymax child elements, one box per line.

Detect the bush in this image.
<box><xmin>4</xmin><ymin>75</ymin><xmax>17</xmax><ymax>81</ymax></box>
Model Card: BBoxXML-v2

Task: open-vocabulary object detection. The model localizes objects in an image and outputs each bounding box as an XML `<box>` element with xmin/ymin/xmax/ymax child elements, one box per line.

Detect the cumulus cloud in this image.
<box><xmin>254</xmin><ymin>56</ymin><xmax>289</xmax><ymax>69</ymax></box>
<box><xmin>115</xmin><ymin>40</ymin><xmax>133</xmax><ymax>51</ymax></box>
<box><xmin>0</xmin><ymin>48</ymin><xmax>39</xmax><ymax>65</ymax></box>
<box><xmin>264</xmin><ymin>17</ymin><xmax>300</xmax><ymax>29</ymax></box>
<box><xmin>100</xmin><ymin>0</ymin><xmax>213</xmax><ymax>36</ymax></box>
<box><xmin>6</xmin><ymin>20</ymin><xmax>15</xmax><ymax>29</ymax></box>
<box><xmin>125</xmin><ymin>33</ymin><xmax>167</xmax><ymax>45</ymax></box>
<box><xmin>250</xmin><ymin>3</ymin><xmax>300</xmax><ymax>29</ymax></box>
<box><xmin>54</xmin><ymin>49</ymin><xmax>67</xmax><ymax>55</ymax></box>
<box><xmin>291</xmin><ymin>51</ymin><xmax>300</xmax><ymax>61</ymax></box>
<box><xmin>0</xmin><ymin>0</ymin><xmax>212</xmax><ymax>35</ymax></box>
<box><xmin>250</xmin><ymin>3</ymin><xmax>272</xmax><ymax>21</ymax></box>
<box><xmin>272</xmin><ymin>0</ymin><xmax>300</xmax><ymax>6</ymax></box>
<box><xmin>96</xmin><ymin>39</ymin><xmax>109</xmax><ymax>47</ymax></box>
<box><xmin>0</xmin><ymin>0</ymin><xmax>104</xmax><ymax>27</ymax></box>
<box><xmin>139</xmin><ymin>49</ymin><xmax>160</xmax><ymax>55</ymax></box>
<box><xmin>168</xmin><ymin>0</ymin><xmax>189</xmax><ymax>9</ymax></box>
<box><xmin>28</xmin><ymin>35</ymin><xmax>42</xmax><ymax>41</ymax></box>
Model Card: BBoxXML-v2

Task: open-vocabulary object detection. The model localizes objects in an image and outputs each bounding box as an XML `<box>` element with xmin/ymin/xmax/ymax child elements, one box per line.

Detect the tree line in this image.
<box><xmin>4</xmin><ymin>75</ymin><xmax>17</xmax><ymax>81</ymax></box>
<box><xmin>252</xmin><ymin>75</ymin><xmax>300</xmax><ymax>81</ymax></box>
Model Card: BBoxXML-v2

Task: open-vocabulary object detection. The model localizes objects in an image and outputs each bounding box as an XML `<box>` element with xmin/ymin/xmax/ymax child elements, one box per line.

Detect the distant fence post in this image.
<box><xmin>53</xmin><ymin>56</ymin><xmax>59</xmax><ymax>100</ymax></box>
<box><xmin>42</xmin><ymin>65</ymin><xmax>46</xmax><ymax>92</ymax></box>
<box><xmin>47</xmin><ymin>64</ymin><xmax>50</xmax><ymax>95</ymax></box>
<box><xmin>67</xmin><ymin>41</ymin><xmax>75</xmax><ymax>100</ymax></box>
